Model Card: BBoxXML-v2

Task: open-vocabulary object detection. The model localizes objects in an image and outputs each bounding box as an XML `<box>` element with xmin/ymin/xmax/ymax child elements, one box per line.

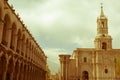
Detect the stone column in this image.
<box><xmin>75</xmin><ymin>53</ymin><xmax>79</xmax><ymax>79</ymax></box>
<box><xmin>93</xmin><ymin>51</ymin><xmax>97</xmax><ymax>80</ymax></box>
<box><xmin>59</xmin><ymin>55</ymin><xmax>65</xmax><ymax>80</ymax></box>
<box><xmin>65</xmin><ymin>55</ymin><xmax>70</xmax><ymax>80</ymax></box>
<box><xmin>59</xmin><ymin>55</ymin><xmax>70</xmax><ymax>80</ymax></box>
<box><xmin>0</xmin><ymin>19</ymin><xmax>4</xmax><ymax>43</ymax></box>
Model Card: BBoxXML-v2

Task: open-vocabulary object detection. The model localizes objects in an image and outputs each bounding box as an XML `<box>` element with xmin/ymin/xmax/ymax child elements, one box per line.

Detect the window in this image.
<box><xmin>105</xmin><ymin>69</ymin><xmax>108</xmax><ymax>74</ymax></box>
<box><xmin>84</xmin><ymin>57</ymin><xmax>87</xmax><ymax>62</ymax></box>
<box><xmin>102</xmin><ymin>42</ymin><xmax>107</xmax><ymax>50</ymax></box>
<box><xmin>102</xmin><ymin>22</ymin><xmax>104</xmax><ymax>28</ymax></box>
<box><xmin>102</xmin><ymin>34</ymin><xmax>105</xmax><ymax>37</ymax></box>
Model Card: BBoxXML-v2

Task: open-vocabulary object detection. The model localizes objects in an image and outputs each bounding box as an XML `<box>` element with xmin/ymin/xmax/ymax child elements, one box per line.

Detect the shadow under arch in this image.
<box><xmin>2</xmin><ymin>14</ymin><xmax>11</xmax><ymax>46</ymax></box>
<box><xmin>0</xmin><ymin>54</ymin><xmax>7</xmax><ymax>80</ymax></box>
<box><xmin>6</xmin><ymin>57</ymin><xmax>14</xmax><ymax>80</ymax></box>
<box><xmin>102</xmin><ymin>42</ymin><xmax>107</xmax><ymax>50</ymax></box>
<box><xmin>82</xmin><ymin>71</ymin><xmax>89</xmax><ymax>80</ymax></box>
<box><xmin>16</xmin><ymin>29</ymin><xmax>22</xmax><ymax>53</ymax></box>
<box><xmin>13</xmin><ymin>60</ymin><xmax>20</xmax><ymax>80</ymax></box>
<box><xmin>10</xmin><ymin>22</ymin><xmax>17</xmax><ymax>50</ymax></box>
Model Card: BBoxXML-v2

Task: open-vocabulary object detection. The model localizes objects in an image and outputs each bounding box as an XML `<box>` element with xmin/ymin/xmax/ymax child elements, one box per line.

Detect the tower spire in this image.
<box><xmin>100</xmin><ymin>3</ymin><xmax>105</xmax><ymax>17</ymax></box>
<box><xmin>94</xmin><ymin>4</ymin><xmax>112</xmax><ymax>50</ymax></box>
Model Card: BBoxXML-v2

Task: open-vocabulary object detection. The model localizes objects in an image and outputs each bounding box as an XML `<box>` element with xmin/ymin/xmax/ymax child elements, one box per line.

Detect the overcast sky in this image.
<box><xmin>9</xmin><ymin>0</ymin><xmax>120</xmax><ymax>74</ymax></box>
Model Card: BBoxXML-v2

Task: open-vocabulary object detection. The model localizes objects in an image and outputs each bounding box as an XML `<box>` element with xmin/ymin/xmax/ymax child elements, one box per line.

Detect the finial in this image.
<box><xmin>100</xmin><ymin>3</ymin><xmax>105</xmax><ymax>17</ymax></box>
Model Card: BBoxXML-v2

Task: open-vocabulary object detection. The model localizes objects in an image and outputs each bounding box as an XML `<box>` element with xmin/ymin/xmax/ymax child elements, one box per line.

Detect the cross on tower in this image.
<box><xmin>101</xmin><ymin>3</ymin><xmax>103</xmax><ymax>8</ymax></box>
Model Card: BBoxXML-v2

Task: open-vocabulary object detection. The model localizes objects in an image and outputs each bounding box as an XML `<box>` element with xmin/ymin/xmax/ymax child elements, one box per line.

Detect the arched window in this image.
<box><xmin>105</xmin><ymin>69</ymin><xmax>108</xmax><ymax>74</ymax></box>
<box><xmin>84</xmin><ymin>57</ymin><xmax>87</xmax><ymax>62</ymax></box>
<box><xmin>25</xmin><ymin>39</ymin><xmax>29</xmax><ymax>58</ymax></box>
<box><xmin>102</xmin><ymin>42</ymin><xmax>107</xmax><ymax>50</ymax></box>
<box><xmin>16</xmin><ymin>29</ymin><xmax>21</xmax><ymax>53</ymax></box>
<box><xmin>102</xmin><ymin>22</ymin><xmax>104</xmax><ymax>28</ymax></box>
<box><xmin>10</xmin><ymin>23</ymin><xmax>17</xmax><ymax>50</ymax></box>
<box><xmin>28</xmin><ymin>42</ymin><xmax>32</xmax><ymax>59</ymax></box>
<box><xmin>2</xmin><ymin>14</ymin><xmax>11</xmax><ymax>46</ymax></box>
<box><xmin>21</xmin><ymin>34</ymin><xmax>25</xmax><ymax>56</ymax></box>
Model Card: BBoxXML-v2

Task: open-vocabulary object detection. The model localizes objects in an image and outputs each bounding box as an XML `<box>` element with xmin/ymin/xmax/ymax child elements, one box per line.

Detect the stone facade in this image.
<box><xmin>59</xmin><ymin>5</ymin><xmax>120</xmax><ymax>80</ymax></box>
<box><xmin>0</xmin><ymin>0</ymin><xmax>47</xmax><ymax>80</ymax></box>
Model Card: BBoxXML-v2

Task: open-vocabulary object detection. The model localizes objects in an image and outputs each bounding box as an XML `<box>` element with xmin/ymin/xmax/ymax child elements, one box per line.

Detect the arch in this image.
<box><xmin>102</xmin><ymin>42</ymin><xmax>107</xmax><ymax>50</ymax></box>
<box><xmin>19</xmin><ymin>62</ymin><xmax>24</xmax><ymax>80</ymax></box>
<box><xmin>23</xmin><ymin>64</ymin><xmax>27</xmax><ymax>80</ymax></box>
<box><xmin>0</xmin><ymin>55</ymin><xmax>7</xmax><ymax>80</ymax></box>
<box><xmin>101</xmin><ymin>22</ymin><xmax>104</xmax><ymax>28</ymax></box>
<box><xmin>105</xmin><ymin>69</ymin><xmax>108</xmax><ymax>74</ymax></box>
<box><xmin>25</xmin><ymin>39</ymin><xmax>29</xmax><ymax>58</ymax></box>
<box><xmin>29</xmin><ymin>42</ymin><xmax>32</xmax><ymax>59</ymax></box>
<box><xmin>13</xmin><ymin>60</ymin><xmax>20</xmax><ymax>80</ymax></box>
<box><xmin>28</xmin><ymin>42</ymin><xmax>31</xmax><ymax>59</ymax></box>
<box><xmin>82</xmin><ymin>71</ymin><xmax>89</xmax><ymax>80</ymax></box>
<box><xmin>2</xmin><ymin>14</ymin><xmax>11</xmax><ymax>46</ymax></box>
<box><xmin>6</xmin><ymin>57</ymin><xmax>14</xmax><ymax>80</ymax></box>
<box><xmin>31</xmin><ymin>45</ymin><xmax>34</xmax><ymax>59</ymax></box>
<box><xmin>16</xmin><ymin>29</ymin><xmax>22</xmax><ymax>53</ymax></box>
<box><xmin>21</xmin><ymin>34</ymin><xmax>26</xmax><ymax>56</ymax></box>
<box><xmin>10</xmin><ymin>23</ymin><xmax>17</xmax><ymax>50</ymax></box>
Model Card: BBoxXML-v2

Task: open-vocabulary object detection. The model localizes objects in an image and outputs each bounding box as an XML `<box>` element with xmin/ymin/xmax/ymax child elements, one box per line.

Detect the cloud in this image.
<box><xmin>9</xmin><ymin>0</ymin><xmax>120</xmax><ymax>73</ymax></box>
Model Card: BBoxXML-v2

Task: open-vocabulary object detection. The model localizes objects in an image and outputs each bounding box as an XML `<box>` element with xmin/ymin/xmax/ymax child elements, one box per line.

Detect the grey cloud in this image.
<box><xmin>9</xmin><ymin>0</ymin><xmax>120</xmax><ymax>73</ymax></box>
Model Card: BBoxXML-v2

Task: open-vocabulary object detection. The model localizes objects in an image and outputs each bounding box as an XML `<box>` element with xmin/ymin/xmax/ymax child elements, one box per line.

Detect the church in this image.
<box><xmin>59</xmin><ymin>5</ymin><xmax>120</xmax><ymax>80</ymax></box>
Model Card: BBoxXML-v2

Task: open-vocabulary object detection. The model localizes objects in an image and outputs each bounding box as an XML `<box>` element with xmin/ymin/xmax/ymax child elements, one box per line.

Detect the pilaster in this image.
<box><xmin>0</xmin><ymin>19</ymin><xmax>4</xmax><ymax>43</ymax></box>
<box><xmin>59</xmin><ymin>54</ymin><xmax>70</xmax><ymax>80</ymax></box>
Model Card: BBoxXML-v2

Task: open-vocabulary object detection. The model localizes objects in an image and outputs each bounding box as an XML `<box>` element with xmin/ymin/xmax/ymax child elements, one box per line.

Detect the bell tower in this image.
<box><xmin>94</xmin><ymin>4</ymin><xmax>112</xmax><ymax>50</ymax></box>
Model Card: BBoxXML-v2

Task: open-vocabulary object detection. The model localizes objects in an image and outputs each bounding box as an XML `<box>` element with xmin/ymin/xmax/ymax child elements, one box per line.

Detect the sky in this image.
<box><xmin>8</xmin><ymin>0</ymin><xmax>120</xmax><ymax>74</ymax></box>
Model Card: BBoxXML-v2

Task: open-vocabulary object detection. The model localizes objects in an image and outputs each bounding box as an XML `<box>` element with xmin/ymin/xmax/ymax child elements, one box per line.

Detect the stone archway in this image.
<box><xmin>19</xmin><ymin>62</ymin><xmax>24</xmax><ymax>80</ymax></box>
<box><xmin>21</xmin><ymin>34</ymin><xmax>25</xmax><ymax>56</ymax></box>
<box><xmin>0</xmin><ymin>55</ymin><xmax>7</xmax><ymax>80</ymax></box>
<box><xmin>23</xmin><ymin>64</ymin><xmax>27</xmax><ymax>80</ymax></box>
<box><xmin>10</xmin><ymin>23</ymin><xmax>17</xmax><ymax>50</ymax></box>
<box><xmin>16</xmin><ymin>29</ymin><xmax>22</xmax><ymax>54</ymax></box>
<box><xmin>6</xmin><ymin>57</ymin><xmax>14</xmax><ymax>80</ymax></box>
<box><xmin>2</xmin><ymin>14</ymin><xmax>11</xmax><ymax>46</ymax></box>
<box><xmin>13</xmin><ymin>60</ymin><xmax>20</xmax><ymax>80</ymax></box>
<box><xmin>82</xmin><ymin>71</ymin><xmax>89</xmax><ymax>80</ymax></box>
